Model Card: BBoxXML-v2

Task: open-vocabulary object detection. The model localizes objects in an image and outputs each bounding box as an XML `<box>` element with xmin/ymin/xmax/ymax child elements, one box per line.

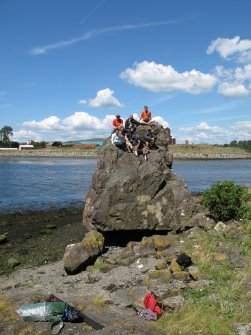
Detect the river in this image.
<box><xmin>0</xmin><ymin>157</ymin><xmax>251</xmax><ymax>213</ymax></box>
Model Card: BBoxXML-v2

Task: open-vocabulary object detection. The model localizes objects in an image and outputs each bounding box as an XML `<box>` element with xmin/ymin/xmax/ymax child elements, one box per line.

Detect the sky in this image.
<box><xmin>1</xmin><ymin>0</ymin><xmax>251</xmax><ymax>144</ymax></box>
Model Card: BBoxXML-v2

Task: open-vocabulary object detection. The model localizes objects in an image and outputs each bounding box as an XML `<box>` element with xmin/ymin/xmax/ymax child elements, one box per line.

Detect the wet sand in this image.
<box><xmin>0</xmin><ymin>207</ymin><xmax>84</xmax><ymax>275</ymax></box>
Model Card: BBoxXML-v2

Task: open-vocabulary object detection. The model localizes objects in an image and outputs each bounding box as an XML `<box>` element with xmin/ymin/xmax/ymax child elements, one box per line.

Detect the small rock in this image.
<box><xmin>23</xmin><ymin>233</ymin><xmax>32</xmax><ymax>239</ymax></box>
<box><xmin>213</xmin><ymin>253</ymin><xmax>228</xmax><ymax>261</ymax></box>
<box><xmin>46</xmin><ymin>224</ymin><xmax>57</xmax><ymax>229</ymax></box>
<box><xmin>214</xmin><ymin>222</ymin><xmax>227</xmax><ymax>232</ymax></box>
<box><xmin>152</xmin><ymin>235</ymin><xmax>170</xmax><ymax>250</ymax></box>
<box><xmin>155</xmin><ymin>260</ymin><xmax>167</xmax><ymax>270</ymax></box>
<box><xmin>0</xmin><ymin>234</ymin><xmax>7</xmax><ymax>244</ymax></box>
<box><xmin>172</xmin><ymin>271</ymin><xmax>190</xmax><ymax>281</ymax></box>
<box><xmin>188</xmin><ymin>266</ymin><xmax>201</xmax><ymax>280</ymax></box>
<box><xmin>170</xmin><ymin>259</ymin><xmax>181</xmax><ymax>273</ymax></box>
<box><xmin>234</xmin><ymin>323</ymin><xmax>251</xmax><ymax>335</ymax></box>
<box><xmin>7</xmin><ymin>258</ymin><xmax>21</xmax><ymax>268</ymax></box>
<box><xmin>162</xmin><ymin>295</ymin><xmax>185</xmax><ymax>310</ymax></box>
<box><xmin>149</xmin><ymin>269</ymin><xmax>172</xmax><ymax>283</ymax></box>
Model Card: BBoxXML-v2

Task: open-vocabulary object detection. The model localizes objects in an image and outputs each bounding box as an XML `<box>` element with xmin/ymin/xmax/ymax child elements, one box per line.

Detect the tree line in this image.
<box><xmin>229</xmin><ymin>140</ymin><xmax>251</xmax><ymax>152</ymax></box>
<box><xmin>0</xmin><ymin>125</ymin><xmax>62</xmax><ymax>148</ymax></box>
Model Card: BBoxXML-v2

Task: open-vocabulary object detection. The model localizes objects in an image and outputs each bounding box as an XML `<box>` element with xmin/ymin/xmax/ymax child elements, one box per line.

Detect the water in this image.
<box><xmin>0</xmin><ymin>158</ymin><xmax>97</xmax><ymax>213</ymax></box>
<box><xmin>173</xmin><ymin>159</ymin><xmax>251</xmax><ymax>193</ymax></box>
<box><xmin>0</xmin><ymin>157</ymin><xmax>251</xmax><ymax>213</ymax></box>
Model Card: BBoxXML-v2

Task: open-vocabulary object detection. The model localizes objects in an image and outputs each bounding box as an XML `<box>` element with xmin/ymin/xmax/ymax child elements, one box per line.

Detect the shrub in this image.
<box><xmin>202</xmin><ymin>181</ymin><xmax>250</xmax><ymax>222</ymax></box>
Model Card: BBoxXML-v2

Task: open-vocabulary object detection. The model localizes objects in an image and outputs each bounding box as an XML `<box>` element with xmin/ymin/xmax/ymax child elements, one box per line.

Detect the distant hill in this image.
<box><xmin>63</xmin><ymin>138</ymin><xmax>105</xmax><ymax>146</ymax></box>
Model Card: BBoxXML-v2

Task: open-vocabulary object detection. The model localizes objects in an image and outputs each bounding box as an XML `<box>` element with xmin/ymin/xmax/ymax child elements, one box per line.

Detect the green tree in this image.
<box><xmin>52</xmin><ymin>141</ymin><xmax>62</xmax><ymax>147</ymax></box>
<box><xmin>202</xmin><ymin>180</ymin><xmax>250</xmax><ymax>222</ymax></box>
<box><xmin>230</xmin><ymin>140</ymin><xmax>238</xmax><ymax>147</ymax></box>
<box><xmin>32</xmin><ymin>141</ymin><xmax>46</xmax><ymax>149</ymax></box>
<box><xmin>0</xmin><ymin>126</ymin><xmax>13</xmax><ymax>147</ymax></box>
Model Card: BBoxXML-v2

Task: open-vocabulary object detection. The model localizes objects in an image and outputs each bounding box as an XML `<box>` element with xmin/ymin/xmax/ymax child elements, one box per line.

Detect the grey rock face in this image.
<box><xmin>83</xmin><ymin>123</ymin><xmax>196</xmax><ymax>232</ymax></box>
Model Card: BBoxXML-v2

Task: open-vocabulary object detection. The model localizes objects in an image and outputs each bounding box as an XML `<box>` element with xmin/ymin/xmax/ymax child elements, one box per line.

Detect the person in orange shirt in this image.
<box><xmin>112</xmin><ymin>114</ymin><xmax>124</xmax><ymax>132</ymax></box>
<box><xmin>139</xmin><ymin>106</ymin><xmax>152</xmax><ymax>124</ymax></box>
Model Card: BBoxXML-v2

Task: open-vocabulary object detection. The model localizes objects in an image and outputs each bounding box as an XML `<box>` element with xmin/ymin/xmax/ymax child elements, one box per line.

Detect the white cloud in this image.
<box><xmin>22</xmin><ymin>116</ymin><xmax>63</xmax><ymax>131</ymax></box>
<box><xmin>235</xmin><ymin>64</ymin><xmax>251</xmax><ymax>81</ymax></box>
<box><xmin>179</xmin><ymin>120</ymin><xmax>251</xmax><ymax>144</ymax></box>
<box><xmin>85</xmin><ymin>88</ymin><xmax>123</xmax><ymax>108</ymax></box>
<box><xmin>63</xmin><ymin>111</ymin><xmax>111</xmax><ymax>130</ymax></box>
<box><xmin>79</xmin><ymin>99</ymin><xmax>87</xmax><ymax>105</ymax></box>
<box><xmin>18</xmin><ymin>112</ymin><xmax>116</xmax><ymax>141</ymax></box>
<box><xmin>13</xmin><ymin>129</ymin><xmax>42</xmax><ymax>142</ymax></box>
<box><xmin>214</xmin><ymin>65</ymin><xmax>251</xmax><ymax>97</ymax></box>
<box><xmin>31</xmin><ymin>20</ymin><xmax>188</xmax><ymax>55</ymax></box>
<box><xmin>120</xmin><ymin>61</ymin><xmax>217</xmax><ymax>94</ymax></box>
<box><xmin>179</xmin><ymin>122</ymin><xmax>229</xmax><ymax>144</ymax></box>
<box><xmin>207</xmin><ymin>36</ymin><xmax>251</xmax><ymax>63</ymax></box>
<box><xmin>231</xmin><ymin>121</ymin><xmax>251</xmax><ymax>134</ymax></box>
<box><xmin>214</xmin><ymin>65</ymin><xmax>234</xmax><ymax>80</ymax></box>
<box><xmin>152</xmin><ymin>116</ymin><xmax>169</xmax><ymax>128</ymax></box>
<box><xmin>218</xmin><ymin>82</ymin><xmax>250</xmax><ymax>97</ymax></box>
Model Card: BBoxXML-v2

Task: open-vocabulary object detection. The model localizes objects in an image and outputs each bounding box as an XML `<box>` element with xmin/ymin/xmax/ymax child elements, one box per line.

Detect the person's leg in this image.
<box><xmin>133</xmin><ymin>146</ymin><xmax>138</xmax><ymax>156</ymax></box>
<box><xmin>126</xmin><ymin>141</ymin><xmax>133</xmax><ymax>152</ymax></box>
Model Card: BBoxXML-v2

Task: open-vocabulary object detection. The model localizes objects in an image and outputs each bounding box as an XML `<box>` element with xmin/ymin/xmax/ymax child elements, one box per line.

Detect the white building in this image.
<box><xmin>19</xmin><ymin>144</ymin><xmax>34</xmax><ymax>150</ymax></box>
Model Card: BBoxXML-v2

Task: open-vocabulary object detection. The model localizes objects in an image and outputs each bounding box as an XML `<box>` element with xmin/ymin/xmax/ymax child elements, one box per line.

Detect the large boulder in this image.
<box><xmin>64</xmin><ymin>230</ymin><xmax>104</xmax><ymax>274</ymax></box>
<box><xmin>82</xmin><ymin>123</ymin><xmax>197</xmax><ymax>232</ymax></box>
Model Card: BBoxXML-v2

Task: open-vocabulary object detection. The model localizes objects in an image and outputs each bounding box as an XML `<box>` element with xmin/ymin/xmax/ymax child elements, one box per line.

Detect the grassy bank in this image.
<box><xmin>1</xmin><ymin>144</ymin><xmax>251</xmax><ymax>159</ymax></box>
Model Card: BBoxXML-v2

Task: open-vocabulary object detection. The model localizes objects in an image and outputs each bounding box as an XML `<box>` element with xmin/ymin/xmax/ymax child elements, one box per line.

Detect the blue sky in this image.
<box><xmin>1</xmin><ymin>0</ymin><xmax>251</xmax><ymax>144</ymax></box>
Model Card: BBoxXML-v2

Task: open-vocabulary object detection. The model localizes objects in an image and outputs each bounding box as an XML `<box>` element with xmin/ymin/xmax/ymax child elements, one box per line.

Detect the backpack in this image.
<box><xmin>143</xmin><ymin>292</ymin><xmax>163</xmax><ymax>317</ymax></box>
<box><xmin>176</xmin><ymin>253</ymin><xmax>192</xmax><ymax>269</ymax></box>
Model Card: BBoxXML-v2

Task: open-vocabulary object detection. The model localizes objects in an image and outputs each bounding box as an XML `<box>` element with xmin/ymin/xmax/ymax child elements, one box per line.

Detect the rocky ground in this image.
<box><xmin>0</xmin><ymin>204</ymin><xmax>250</xmax><ymax>335</ymax></box>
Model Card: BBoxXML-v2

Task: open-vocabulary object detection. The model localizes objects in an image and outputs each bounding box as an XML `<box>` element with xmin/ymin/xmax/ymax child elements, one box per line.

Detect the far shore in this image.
<box><xmin>0</xmin><ymin>144</ymin><xmax>251</xmax><ymax>160</ymax></box>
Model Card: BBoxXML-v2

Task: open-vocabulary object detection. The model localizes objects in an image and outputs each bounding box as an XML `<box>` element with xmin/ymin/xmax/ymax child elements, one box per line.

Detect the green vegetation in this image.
<box><xmin>32</xmin><ymin>141</ymin><xmax>46</xmax><ymax>149</ymax></box>
<box><xmin>214</xmin><ymin>140</ymin><xmax>251</xmax><ymax>153</ymax></box>
<box><xmin>0</xmin><ymin>125</ymin><xmax>13</xmax><ymax>147</ymax></box>
<box><xmin>158</xmin><ymin>228</ymin><xmax>251</xmax><ymax>335</ymax></box>
<box><xmin>230</xmin><ymin>140</ymin><xmax>251</xmax><ymax>153</ymax></box>
<box><xmin>202</xmin><ymin>181</ymin><xmax>251</xmax><ymax>221</ymax></box>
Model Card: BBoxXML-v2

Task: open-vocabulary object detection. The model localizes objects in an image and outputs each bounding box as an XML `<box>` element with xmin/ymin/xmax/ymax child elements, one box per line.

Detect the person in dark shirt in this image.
<box><xmin>144</xmin><ymin>128</ymin><xmax>156</xmax><ymax>148</ymax></box>
<box><xmin>125</xmin><ymin>114</ymin><xmax>140</xmax><ymax>135</ymax></box>
<box><xmin>132</xmin><ymin>133</ymin><xmax>143</xmax><ymax>157</ymax></box>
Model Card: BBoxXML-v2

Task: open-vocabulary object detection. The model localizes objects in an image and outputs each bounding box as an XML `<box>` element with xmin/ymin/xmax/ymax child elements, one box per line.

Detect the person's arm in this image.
<box><xmin>136</xmin><ymin>140</ymin><xmax>141</xmax><ymax>149</ymax></box>
<box><xmin>125</xmin><ymin>119</ymin><xmax>129</xmax><ymax>129</ymax></box>
<box><xmin>133</xmin><ymin>119</ymin><xmax>140</xmax><ymax>126</ymax></box>
<box><xmin>111</xmin><ymin>133</ymin><xmax>116</xmax><ymax>145</ymax></box>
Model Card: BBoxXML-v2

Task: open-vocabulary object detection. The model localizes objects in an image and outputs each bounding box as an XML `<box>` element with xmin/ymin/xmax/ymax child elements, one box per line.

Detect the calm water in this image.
<box><xmin>0</xmin><ymin>158</ymin><xmax>97</xmax><ymax>213</ymax></box>
<box><xmin>0</xmin><ymin>157</ymin><xmax>251</xmax><ymax>213</ymax></box>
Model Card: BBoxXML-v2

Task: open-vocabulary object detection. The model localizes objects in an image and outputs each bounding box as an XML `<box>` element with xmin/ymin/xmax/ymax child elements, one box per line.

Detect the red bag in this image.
<box><xmin>143</xmin><ymin>293</ymin><xmax>163</xmax><ymax>316</ymax></box>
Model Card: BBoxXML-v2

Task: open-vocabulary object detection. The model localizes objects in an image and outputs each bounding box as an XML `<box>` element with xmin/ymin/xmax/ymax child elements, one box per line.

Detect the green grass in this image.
<box><xmin>157</xmin><ymin>227</ymin><xmax>251</xmax><ymax>335</ymax></box>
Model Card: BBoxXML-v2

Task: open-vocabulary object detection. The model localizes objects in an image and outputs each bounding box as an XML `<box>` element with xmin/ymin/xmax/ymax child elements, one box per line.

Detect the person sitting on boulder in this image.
<box><xmin>124</xmin><ymin>132</ymin><xmax>134</xmax><ymax>152</ymax></box>
<box><xmin>125</xmin><ymin>114</ymin><xmax>140</xmax><ymax>135</ymax></box>
<box><xmin>111</xmin><ymin>128</ymin><xmax>126</xmax><ymax>150</ymax></box>
<box><xmin>112</xmin><ymin>114</ymin><xmax>123</xmax><ymax>133</ymax></box>
<box><xmin>139</xmin><ymin>106</ymin><xmax>152</xmax><ymax>125</ymax></box>
<box><xmin>142</xmin><ymin>142</ymin><xmax>150</xmax><ymax>161</ymax></box>
<box><xmin>144</xmin><ymin>128</ymin><xmax>156</xmax><ymax>148</ymax></box>
<box><xmin>132</xmin><ymin>133</ymin><xmax>142</xmax><ymax>157</ymax></box>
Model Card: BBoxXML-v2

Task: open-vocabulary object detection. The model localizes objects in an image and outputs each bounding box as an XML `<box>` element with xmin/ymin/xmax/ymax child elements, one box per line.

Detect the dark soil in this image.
<box><xmin>0</xmin><ymin>207</ymin><xmax>84</xmax><ymax>275</ymax></box>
